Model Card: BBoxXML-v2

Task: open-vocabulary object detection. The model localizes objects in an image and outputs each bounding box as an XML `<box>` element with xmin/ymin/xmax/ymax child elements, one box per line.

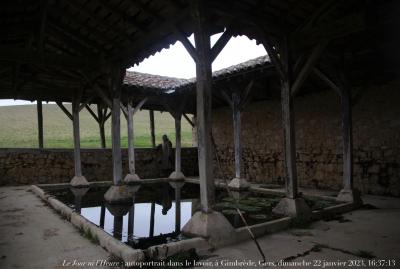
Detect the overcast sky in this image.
<box><xmin>0</xmin><ymin>33</ymin><xmax>266</xmax><ymax>106</ymax></box>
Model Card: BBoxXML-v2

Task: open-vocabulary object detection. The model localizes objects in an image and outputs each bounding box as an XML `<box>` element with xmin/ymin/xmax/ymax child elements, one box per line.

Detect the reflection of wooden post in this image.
<box><xmin>175</xmin><ymin>187</ymin><xmax>181</xmax><ymax>232</ymax></box>
<box><xmin>100</xmin><ymin>204</ymin><xmax>105</xmax><ymax>228</ymax></box>
<box><xmin>149</xmin><ymin>202</ymin><xmax>155</xmax><ymax>237</ymax></box>
<box><xmin>37</xmin><ymin>100</ymin><xmax>44</xmax><ymax>148</ymax></box>
<box><xmin>149</xmin><ymin>110</ymin><xmax>156</xmax><ymax>148</ymax></box>
<box><xmin>128</xmin><ymin>204</ymin><xmax>135</xmax><ymax>241</ymax></box>
<box><xmin>113</xmin><ymin>216</ymin><xmax>123</xmax><ymax>240</ymax></box>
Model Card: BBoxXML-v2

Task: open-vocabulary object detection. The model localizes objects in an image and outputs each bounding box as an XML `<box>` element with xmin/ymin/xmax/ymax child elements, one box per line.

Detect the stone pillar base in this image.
<box><xmin>104</xmin><ymin>185</ymin><xmax>140</xmax><ymax>204</ymax></box>
<box><xmin>337</xmin><ymin>188</ymin><xmax>362</xmax><ymax>204</ymax></box>
<box><xmin>272</xmin><ymin>197</ymin><xmax>312</xmax><ymax>218</ymax></box>
<box><xmin>169</xmin><ymin>171</ymin><xmax>186</xmax><ymax>181</ymax></box>
<box><xmin>182</xmin><ymin>211</ymin><xmax>235</xmax><ymax>243</ymax></box>
<box><xmin>70</xmin><ymin>175</ymin><xmax>89</xmax><ymax>187</ymax></box>
<box><xmin>169</xmin><ymin>181</ymin><xmax>185</xmax><ymax>189</ymax></box>
<box><xmin>105</xmin><ymin>203</ymin><xmax>131</xmax><ymax>216</ymax></box>
<box><xmin>228</xmin><ymin>177</ymin><xmax>250</xmax><ymax>190</ymax></box>
<box><xmin>124</xmin><ymin>173</ymin><xmax>141</xmax><ymax>184</ymax></box>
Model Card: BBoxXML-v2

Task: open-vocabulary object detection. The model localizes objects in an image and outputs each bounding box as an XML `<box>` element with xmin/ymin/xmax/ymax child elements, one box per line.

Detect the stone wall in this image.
<box><xmin>212</xmin><ymin>80</ymin><xmax>400</xmax><ymax>196</ymax></box>
<box><xmin>0</xmin><ymin>148</ymin><xmax>198</xmax><ymax>185</ymax></box>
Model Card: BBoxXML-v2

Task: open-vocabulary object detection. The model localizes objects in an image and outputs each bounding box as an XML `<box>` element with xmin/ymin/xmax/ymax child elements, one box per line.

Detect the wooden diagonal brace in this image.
<box><xmin>56</xmin><ymin>102</ymin><xmax>73</xmax><ymax>121</ymax></box>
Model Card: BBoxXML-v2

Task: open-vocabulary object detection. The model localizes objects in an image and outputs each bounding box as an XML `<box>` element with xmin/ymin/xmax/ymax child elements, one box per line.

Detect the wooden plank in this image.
<box><xmin>37</xmin><ymin>100</ymin><xmax>44</xmax><ymax>149</ymax></box>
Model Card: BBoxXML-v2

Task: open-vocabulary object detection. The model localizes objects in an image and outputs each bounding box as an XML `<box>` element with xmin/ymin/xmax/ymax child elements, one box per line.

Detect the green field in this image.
<box><xmin>0</xmin><ymin>104</ymin><xmax>193</xmax><ymax>148</ymax></box>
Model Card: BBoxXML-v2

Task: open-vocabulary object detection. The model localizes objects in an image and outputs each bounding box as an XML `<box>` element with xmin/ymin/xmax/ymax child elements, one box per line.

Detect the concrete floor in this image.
<box><xmin>0</xmin><ymin>186</ymin><xmax>110</xmax><ymax>269</ymax></box>
<box><xmin>0</xmin><ymin>186</ymin><xmax>399</xmax><ymax>269</ymax></box>
<box><xmin>196</xmin><ymin>195</ymin><xmax>400</xmax><ymax>268</ymax></box>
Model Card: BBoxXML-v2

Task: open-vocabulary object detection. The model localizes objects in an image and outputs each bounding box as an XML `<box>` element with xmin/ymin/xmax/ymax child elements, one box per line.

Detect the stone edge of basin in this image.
<box><xmin>30</xmin><ymin>183</ymin><xmax>357</xmax><ymax>262</ymax></box>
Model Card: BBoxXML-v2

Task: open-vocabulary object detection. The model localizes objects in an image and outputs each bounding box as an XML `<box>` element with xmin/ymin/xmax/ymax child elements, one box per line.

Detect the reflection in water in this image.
<box><xmin>70</xmin><ymin>184</ymin><xmax>194</xmax><ymax>249</ymax></box>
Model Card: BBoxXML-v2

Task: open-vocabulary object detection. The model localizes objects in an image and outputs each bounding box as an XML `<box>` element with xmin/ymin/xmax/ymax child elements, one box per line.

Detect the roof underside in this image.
<box><xmin>0</xmin><ymin>0</ymin><xmax>399</xmax><ymax>113</ymax></box>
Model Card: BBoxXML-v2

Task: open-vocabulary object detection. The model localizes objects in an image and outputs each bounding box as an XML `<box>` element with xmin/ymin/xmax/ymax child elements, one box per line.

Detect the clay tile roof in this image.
<box><xmin>124</xmin><ymin>55</ymin><xmax>270</xmax><ymax>91</ymax></box>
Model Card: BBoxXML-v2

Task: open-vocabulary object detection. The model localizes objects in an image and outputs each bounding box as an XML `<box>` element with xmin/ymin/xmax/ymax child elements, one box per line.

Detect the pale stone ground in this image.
<box><xmin>196</xmin><ymin>195</ymin><xmax>400</xmax><ymax>269</ymax></box>
<box><xmin>0</xmin><ymin>186</ymin><xmax>399</xmax><ymax>269</ymax></box>
<box><xmin>0</xmin><ymin>186</ymin><xmax>110</xmax><ymax>269</ymax></box>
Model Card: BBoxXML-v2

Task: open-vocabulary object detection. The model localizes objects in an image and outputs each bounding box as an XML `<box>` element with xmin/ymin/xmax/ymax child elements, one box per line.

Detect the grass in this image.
<box><xmin>0</xmin><ymin>104</ymin><xmax>193</xmax><ymax>148</ymax></box>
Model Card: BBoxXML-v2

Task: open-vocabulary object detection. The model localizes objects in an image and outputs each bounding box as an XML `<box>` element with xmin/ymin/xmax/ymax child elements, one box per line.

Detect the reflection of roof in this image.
<box><xmin>124</xmin><ymin>55</ymin><xmax>270</xmax><ymax>90</ymax></box>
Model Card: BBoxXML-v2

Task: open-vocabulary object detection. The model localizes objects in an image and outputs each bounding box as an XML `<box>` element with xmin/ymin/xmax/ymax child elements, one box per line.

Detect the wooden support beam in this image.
<box><xmin>313</xmin><ymin>67</ymin><xmax>343</xmax><ymax>97</ymax></box>
<box><xmin>232</xmin><ymin>92</ymin><xmax>242</xmax><ymax>179</ymax></box>
<box><xmin>110</xmin><ymin>68</ymin><xmax>124</xmax><ymax>185</ymax></box>
<box><xmin>175</xmin><ymin>29</ymin><xmax>199</xmax><ymax>63</ymax></box>
<box><xmin>210</xmin><ymin>27</ymin><xmax>232</xmax><ymax>62</ymax></box>
<box><xmin>85</xmin><ymin>104</ymin><xmax>99</xmax><ymax>123</ymax></box>
<box><xmin>341</xmin><ymin>88</ymin><xmax>353</xmax><ymax>190</ymax></box>
<box><xmin>193</xmin><ymin>0</ymin><xmax>215</xmax><ymax>212</ymax></box>
<box><xmin>280</xmin><ymin>39</ymin><xmax>298</xmax><ymax>199</ymax></box>
<box><xmin>132</xmin><ymin>98</ymin><xmax>148</xmax><ymax>115</ymax></box>
<box><xmin>149</xmin><ymin>110</ymin><xmax>156</xmax><ymax>148</ymax></box>
<box><xmin>174</xmin><ymin>115</ymin><xmax>182</xmax><ymax>174</ymax></box>
<box><xmin>127</xmin><ymin>101</ymin><xmax>136</xmax><ymax>175</ymax></box>
<box><xmin>0</xmin><ymin>48</ymin><xmax>102</xmax><ymax>70</ymax></box>
<box><xmin>37</xmin><ymin>100</ymin><xmax>44</xmax><ymax>149</ymax></box>
<box><xmin>183</xmin><ymin>114</ymin><xmax>194</xmax><ymax>128</ymax></box>
<box><xmin>291</xmin><ymin>40</ymin><xmax>329</xmax><ymax>96</ymax></box>
<box><xmin>97</xmin><ymin>105</ymin><xmax>107</xmax><ymax>148</ymax></box>
<box><xmin>238</xmin><ymin>79</ymin><xmax>255</xmax><ymax>110</ymax></box>
<box><xmin>56</xmin><ymin>101</ymin><xmax>73</xmax><ymax>121</ymax></box>
<box><xmin>79</xmin><ymin>96</ymin><xmax>95</xmax><ymax>111</ymax></box>
<box><xmin>259</xmin><ymin>34</ymin><xmax>285</xmax><ymax>80</ymax></box>
<box><xmin>72</xmin><ymin>92</ymin><xmax>82</xmax><ymax>177</ymax></box>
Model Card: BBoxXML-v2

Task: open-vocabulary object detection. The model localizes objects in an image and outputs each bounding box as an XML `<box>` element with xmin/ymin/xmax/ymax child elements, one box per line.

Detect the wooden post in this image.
<box><xmin>232</xmin><ymin>92</ymin><xmax>242</xmax><ymax>179</ymax></box>
<box><xmin>193</xmin><ymin>4</ymin><xmax>215</xmax><ymax>213</ymax></box>
<box><xmin>72</xmin><ymin>95</ymin><xmax>82</xmax><ymax>177</ymax></box>
<box><xmin>280</xmin><ymin>38</ymin><xmax>298</xmax><ymax>200</ymax></box>
<box><xmin>111</xmin><ymin>72</ymin><xmax>123</xmax><ymax>186</ymax></box>
<box><xmin>127</xmin><ymin>101</ymin><xmax>135</xmax><ymax>175</ymax></box>
<box><xmin>341</xmin><ymin>89</ymin><xmax>353</xmax><ymax>190</ymax></box>
<box><xmin>97</xmin><ymin>105</ymin><xmax>106</xmax><ymax>148</ymax></box>
<box><xmin>175</xmin><ymin>115</ymin><xmax>182</xmax><ymax>174</ymax></box>
<box><xmin>149</xmin><ymin>110</ymin><xmax>156</xmax><ymax>148</ymax></box>
<box><xmin>281</xmin><ymin>73</ymin><xmax>298</xmax><ymax>199</ymax></box>
<box><xmin>100</xmin><ymin>204</ymin><xmax>105</xmax><ymax>228</ymax></box>
<box><xmin>37</xmin><ymin>100</ymin><xmax>44</xmax><ymax>149</ymax></box>
<box><xmin>175</xmin><ymin>186</ymin><xmax>181</xmax><ymax>232</ymax></box>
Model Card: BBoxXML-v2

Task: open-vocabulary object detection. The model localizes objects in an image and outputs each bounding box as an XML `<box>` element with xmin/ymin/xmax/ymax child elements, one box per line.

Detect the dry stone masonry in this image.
<box><xmin>212</xmin><ymin>81</ymin><xmax>400</xmax><ymax>196</ymax></box>
<box><xmin>0</xmin><ymin>148</ymin><xmax>198</xmax><ymax>186</ymax></box>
